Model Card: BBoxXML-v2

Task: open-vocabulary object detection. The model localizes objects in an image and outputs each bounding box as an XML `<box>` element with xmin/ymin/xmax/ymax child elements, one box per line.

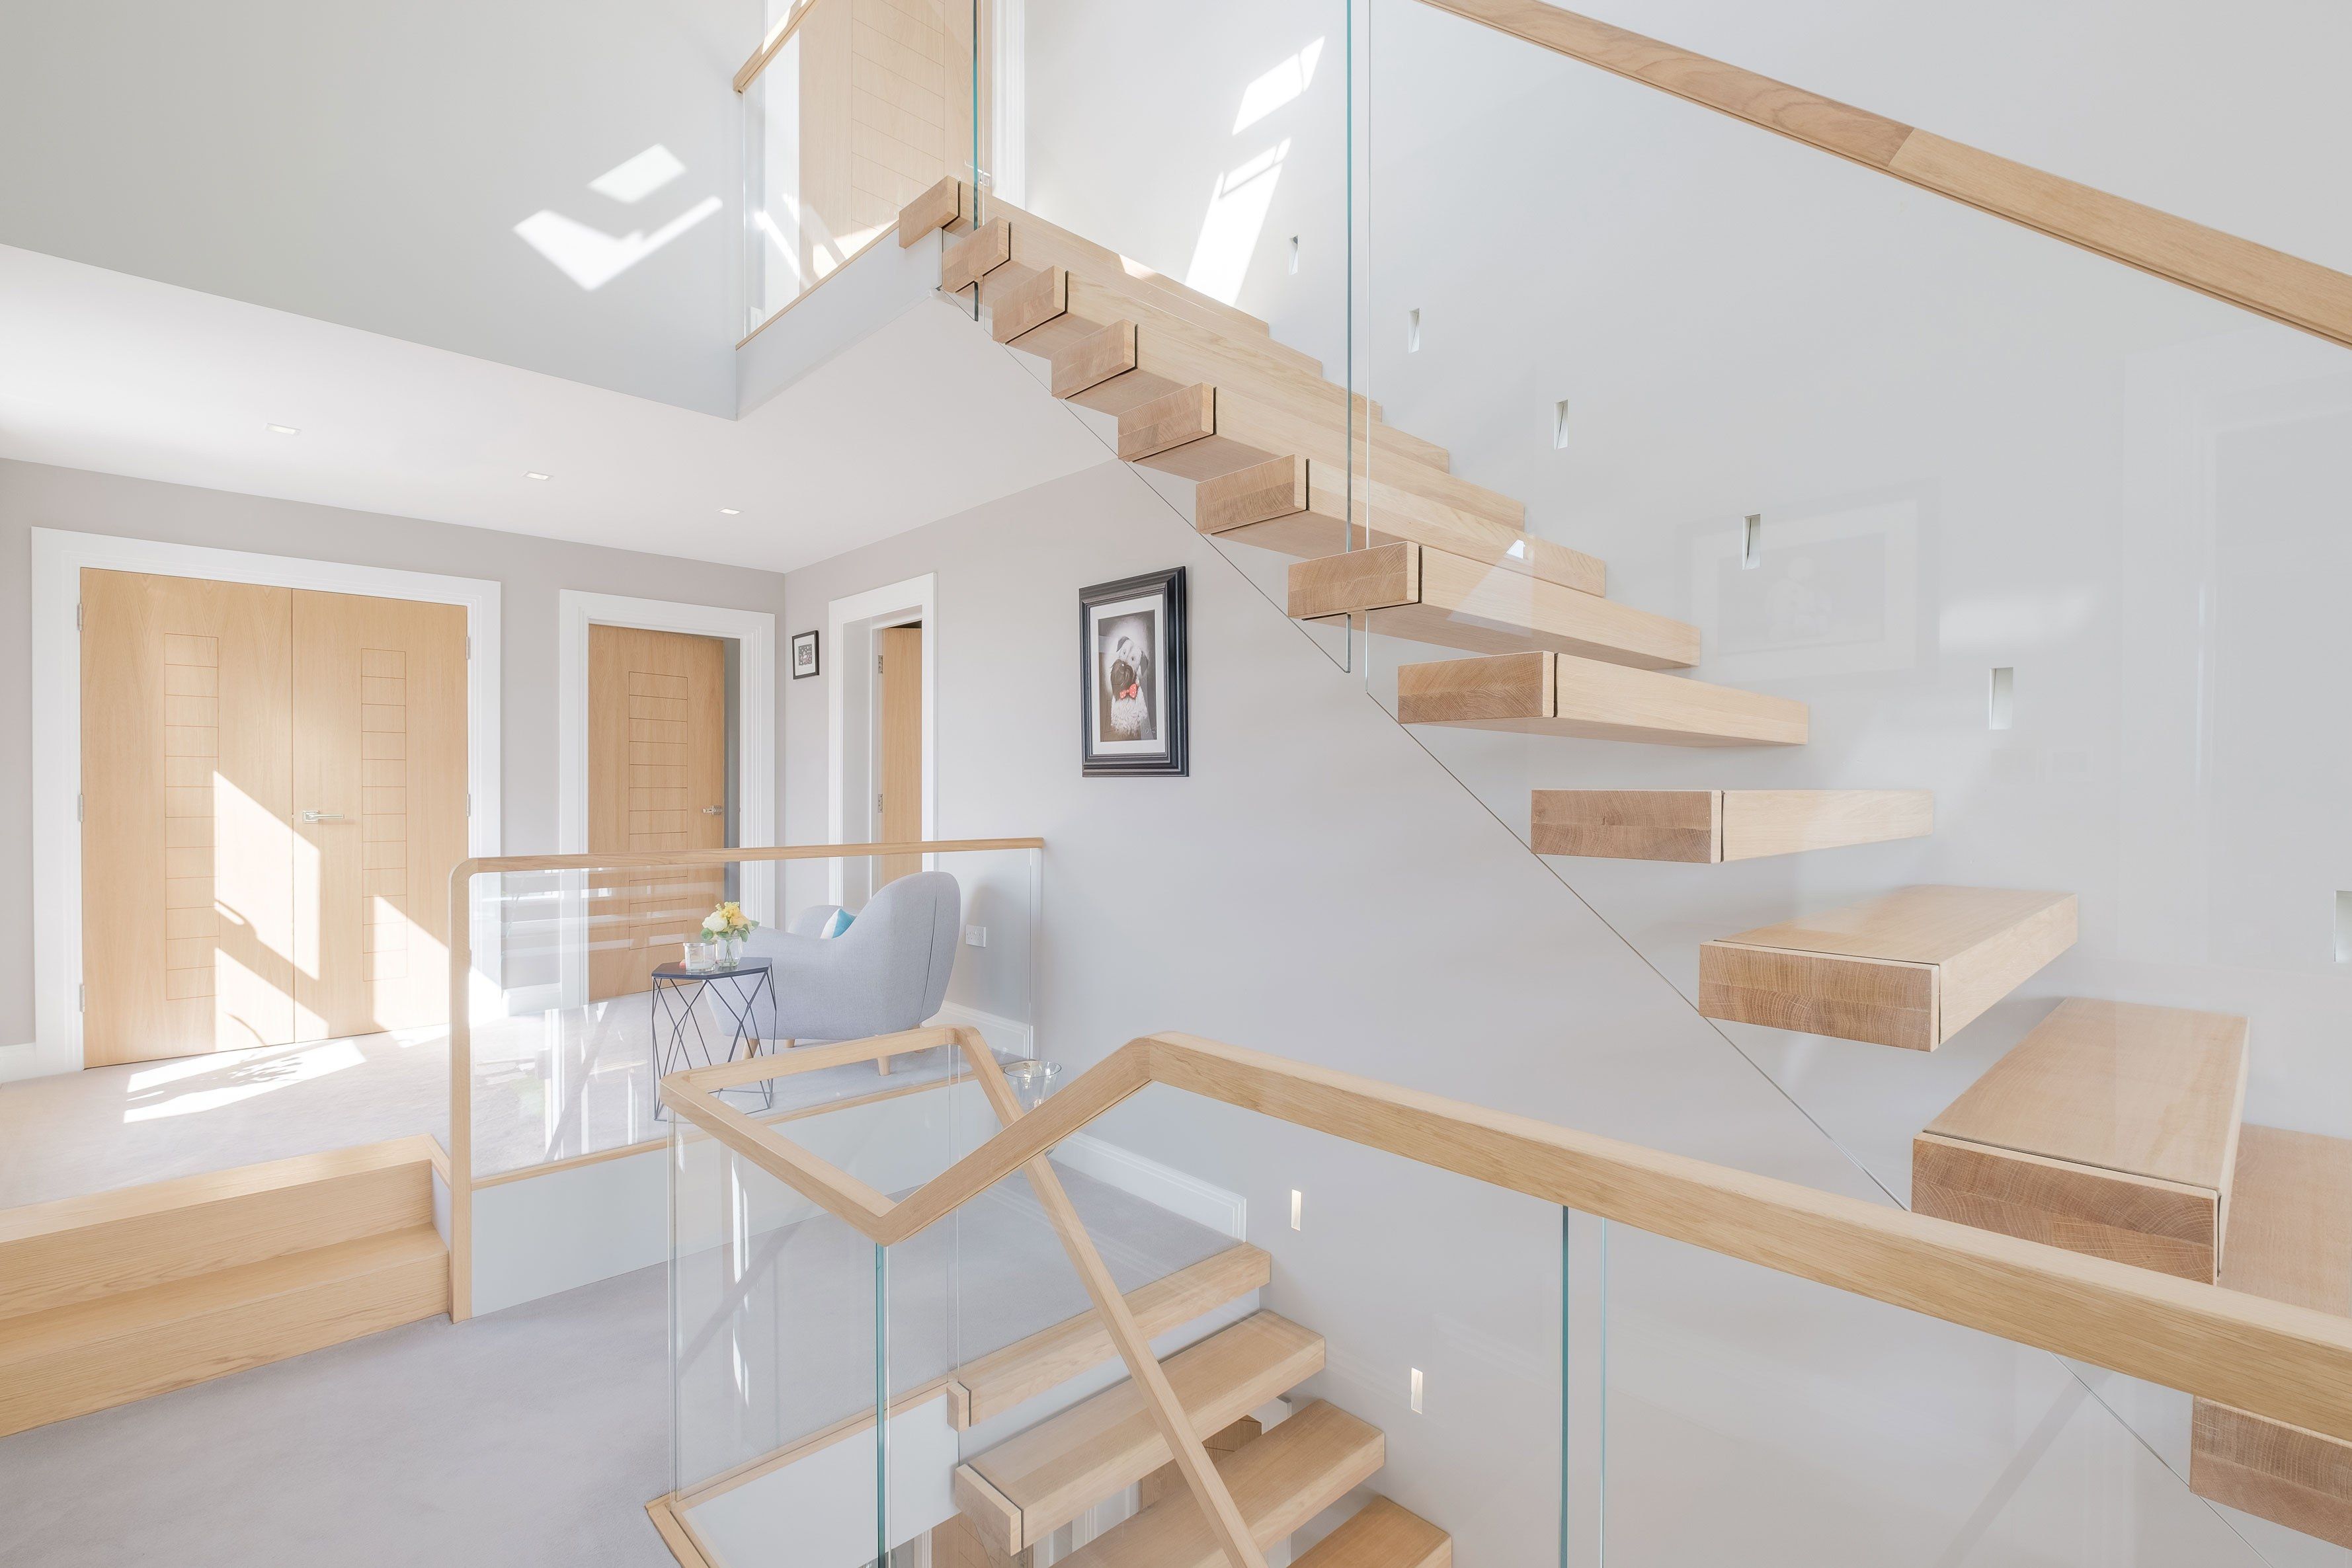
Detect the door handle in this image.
<box><xmin>700</xmin><ymin>806</ymin><xmax>725</xmax><ymax>816</ymax></box>
<box><xmin>298</xmin><ymin>810</ymin><xmax>348</xmax><ymax>823</ymax></box>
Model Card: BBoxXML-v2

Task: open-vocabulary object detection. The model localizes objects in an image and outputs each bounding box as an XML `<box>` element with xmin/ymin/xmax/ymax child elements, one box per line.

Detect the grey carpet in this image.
<box><xmin>0</xmin><ymin>1265</ymin><xmax>676</xmax><ymax>1568</ymax></box>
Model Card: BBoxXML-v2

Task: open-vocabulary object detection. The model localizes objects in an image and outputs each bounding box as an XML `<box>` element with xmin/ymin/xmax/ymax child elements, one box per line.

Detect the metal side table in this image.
<box><xmin>650</xmin><ymin>959</ymin><xmax>777</xmax><ymax>1117</ymax></box>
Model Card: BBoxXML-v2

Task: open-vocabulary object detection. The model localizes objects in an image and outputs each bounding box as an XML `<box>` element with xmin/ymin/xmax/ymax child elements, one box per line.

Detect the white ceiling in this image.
<box><xmin>0</xmin><ymin>243</ymin><xmax>1110</xmax><ymax>575</ymax></box>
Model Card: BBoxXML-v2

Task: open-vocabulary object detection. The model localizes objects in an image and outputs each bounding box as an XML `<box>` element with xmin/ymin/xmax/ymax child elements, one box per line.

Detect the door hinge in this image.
<box><xmin>76</xmin><ymin>602</ymin><xmax>84</xmax><ymax>630</ymax></box>
<box><xmin>78</xmin><ymin>984</ymin><xmax>85</xmax><ymax>1013</ymax></box>
<box><xmin>876</xmin><ymin>791</ymin><xmax>885</xmax><ymax>814</ymax></box>
<box><xmin>466</xmin><ymin>635</ymin><xmax>473</xmax><ymax>658</ymax></box>
<box><xmin>467</xmin><ymin>792</ymin><xmax>473</xmax><ymax>817</ymax></box>
<box><xmin>875</xmin><ymin>652</ymin><xmax>885</xmax><ymax>674</ymax></box>
<box><xmin>77</xmin><ymin>792</ymin><xmax>83</xmax><ymax>822</ymax></box>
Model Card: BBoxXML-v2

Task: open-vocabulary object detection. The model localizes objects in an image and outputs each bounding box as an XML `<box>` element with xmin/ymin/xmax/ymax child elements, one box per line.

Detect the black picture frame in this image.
<box><xmin>790</xmin><ymin>630</ymin><xmax>820</xmax><ymax>680</ymax></box>
<box><xmin>1079</xmin><ymin>568</ymin><xmax>1188</xmax><ymax>777</ymax></box>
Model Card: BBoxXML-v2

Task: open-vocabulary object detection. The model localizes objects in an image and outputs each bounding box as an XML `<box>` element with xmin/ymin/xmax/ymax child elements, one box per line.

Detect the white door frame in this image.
<box><xmin>555</xmin><ymin>591</ymin><xmax>777</xmax><ymax>1007</ymax></box>
<box><xmin>827</xmin><ymin>574</ymin><xmax>937</xmax><ymax>905</ymax></box>
<box><xmin>22</xmin><ymin>528</ymin><xmax>502</xmax><ymax>1083</ymax></box>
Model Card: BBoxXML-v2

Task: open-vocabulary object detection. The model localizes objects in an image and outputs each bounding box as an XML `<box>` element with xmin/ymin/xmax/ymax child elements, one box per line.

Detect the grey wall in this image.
<box><xmin>0</xmin><ymin>0</ymin><xmax>757</xmax><ymax>414</ymax></box>
<box><xmin>774</xmin><ymin>457</ymin><xmax>1976</xmax><ymax>1560</ymax></box>
<box><xmin>0</xmin><ymin>457</ymin><xmax>791</xmax><ymax>1047</ymax></box>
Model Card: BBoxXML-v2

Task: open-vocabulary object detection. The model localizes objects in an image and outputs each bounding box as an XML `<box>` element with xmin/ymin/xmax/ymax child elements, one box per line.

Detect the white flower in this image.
<box><xmin>702</xmin><ymin>914</ymin><xmax>726</xmax><ymax>933</ymax></box>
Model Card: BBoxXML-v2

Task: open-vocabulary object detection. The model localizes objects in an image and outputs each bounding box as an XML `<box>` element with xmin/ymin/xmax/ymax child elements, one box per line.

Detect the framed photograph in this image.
<box><xmin>1080</xmin><ymin>568</ymin><xmax>1188</xmax><ymax>776</ymax></box>
<box><xmin>790</xmin><ymin>630</ymin><xmax>820</xmax><ymax>680</ymax></box>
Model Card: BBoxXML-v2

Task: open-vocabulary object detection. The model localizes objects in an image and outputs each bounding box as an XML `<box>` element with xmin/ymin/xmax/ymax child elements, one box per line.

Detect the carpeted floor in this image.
<box><xmin>0</xmin><ymin>1263</ymin><xmax>678</xmax><ymax>1568</ymax></box>
<box><xmin>0</xmin><ymin>1011</ymin><xmax>983</xmax><ymax>1209</ymax></box>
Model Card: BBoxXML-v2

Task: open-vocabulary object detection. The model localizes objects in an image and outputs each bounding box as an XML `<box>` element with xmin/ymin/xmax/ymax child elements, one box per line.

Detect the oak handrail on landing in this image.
<box><xmin>659</xmin><ymin>1027</ymin><xmax>2352</xmax><ymax>1462</ymax></box>
<box><xmin>441</xmin><ymin>838</ymin><xmax>1045</xmax><ymax>1323</ymax></box>
<box><xmin>1418</xmin><ymin>0</ymin><xmax>2352</xmax><ymax>350</ymax></box>
<box><xmin>733</xmin><ymin>1</ymin><xmax>2352</xmax><ymax>354</ymax></box>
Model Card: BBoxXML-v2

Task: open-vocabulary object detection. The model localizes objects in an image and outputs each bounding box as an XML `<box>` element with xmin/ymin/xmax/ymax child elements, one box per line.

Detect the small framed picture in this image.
<box><xmin>790</xmin><ymin>630</ymin><xmax>820</xmax><ymax>680</ymax></box>
<box><xmin>1080</xmin><ymin>568</ymin><xmax>1187</xmax><ymax>777</ymax></box>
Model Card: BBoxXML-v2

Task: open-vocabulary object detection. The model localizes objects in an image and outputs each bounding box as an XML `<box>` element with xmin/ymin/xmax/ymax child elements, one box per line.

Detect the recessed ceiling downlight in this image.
<box><xmin>266</xmin><ymin>423</ymin><xmax>300</xmax><ymax>436</ymax></box>
<box><xmin>526</xmin><ymin>471</ymin><xmax>552</xmax><ymax>481</ymax></box>
<box><xmin>719</xmin><ymin>508</ymin><xmax>741</xmax><ymax>516</ymax></box>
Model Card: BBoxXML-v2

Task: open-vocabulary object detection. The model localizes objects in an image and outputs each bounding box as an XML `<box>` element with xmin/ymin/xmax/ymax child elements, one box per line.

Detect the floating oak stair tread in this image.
<box><xmin>1532</xmin><ymin>789</ymin><xmax>1932</xmax><ymax>861</ymax></box>
<box><xmin>1055</xmin><ymin>1399</ymin><xmax>1385</xmax><ymax>1568</ymax></box>
<box><xmin>2191</xmin><ymin>1125</ymin><xmax>2352</xmax><ymax>1546</ymax></box>
<box><xmin>0</xmin><ymin>1224</ymin><xmax>448</xmax><ymax>1437</ymax></box>
<box><xmin>1293</xmin><ymin>1497</ymin><xmax>1453</xmax><ymax>1568</ymax></box>
<box><xmin>946</xmin><ymin>1243</ymin><xmax>1270</xmax><ymax>1429</ymax></box>
<box><xmin>1912</xmin><ymin>999</ymin><xmax>2248</xmax><ymax>1280</ymax></box>
<box><xmin>897</xmin><ymin>175</ymin><xmax>969</xmax><ymax>247</ymax></box>
<box><xmin>953</xmin><ymin>1311</ymin><xmax>1324</xmax><ymax>1554</ymax></box>
<box><xmin>0</xmin><ymin>1135</ymin><xmax>440</xmax><ymax>1318</ymax></box>
<box><xmin>1397</xmin><ymin>650</ymin><xmax>1806</xmax><ymax>747</ymax></box>
<box><xmin>1699</xmin><ymin>885</ymin><xmax>2078</xmax><ymax>1051</ymax></box>
<box><xmin>927</xmin><ymin>196</ymin><xmax>1602</xmax><ymax>594</ymax></box>
<box><xmin>1291</xmin><ymin>543</ymin><xmax>1694</xmax><ymax>668</ymax></box>
<box><xmin>1197</xmin><ymin>455</ymin><xmax>1604</xmax><ymax>598</ymax></box>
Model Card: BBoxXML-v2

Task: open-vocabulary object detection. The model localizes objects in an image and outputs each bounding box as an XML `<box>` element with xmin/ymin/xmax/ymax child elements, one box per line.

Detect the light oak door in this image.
<box><xmin>81</xmin><ymin>570</ymin><xmax>298</xmax><ymax>1066</ymax></box>
<box><xmin>81</xmin><ymin>571</ymin><xmax>469</xmax><ymax>1067</ymax></box>
<box><xmin>587</xmin><ymin>625</ymin><xmax>728</xmax><ymax>1000</ymax></box>
<box><xmin>875</xmin><ymin>623</ymin><xmax>924</xmax><ymax>886</ymax></box>
<box><xmin>290</xmin><ymin>590</ymin><xmax>467</xmax><ymax>1039</ymax></box>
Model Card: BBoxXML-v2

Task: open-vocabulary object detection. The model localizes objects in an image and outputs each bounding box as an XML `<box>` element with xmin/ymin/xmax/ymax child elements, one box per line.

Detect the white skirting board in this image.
<box><xmin>1055</xmin><ymin>1134</ymin><xmax>1248</xmax><ymax>1241</ymax></box>
<box><xmin>928</xmin><ymin>1000</ymin><xmax>1035</xmax><ymax>1060</ymax></box>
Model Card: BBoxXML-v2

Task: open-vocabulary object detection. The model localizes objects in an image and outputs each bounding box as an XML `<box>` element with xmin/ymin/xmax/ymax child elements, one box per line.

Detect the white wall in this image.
<box><xmin>0</xmin><ymin>0</ymin><xmax>758</xmax><ymax>414</ymax></box>
<box><xmin>0</xmin><ymin>458</ymin><xmax>790</xmax><ymax>1054</ymax></box>
<box><xmin>773</xmin><ymin>454</ymin><xmax>2251</xmax><ymax>1562</ymax></box>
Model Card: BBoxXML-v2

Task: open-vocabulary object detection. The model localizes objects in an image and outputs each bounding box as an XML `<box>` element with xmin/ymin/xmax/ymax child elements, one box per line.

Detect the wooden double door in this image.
<box><xmin>80</xmin><ymin>570</ymin><xmax>467</xmax><ymax>1068</ymax></box>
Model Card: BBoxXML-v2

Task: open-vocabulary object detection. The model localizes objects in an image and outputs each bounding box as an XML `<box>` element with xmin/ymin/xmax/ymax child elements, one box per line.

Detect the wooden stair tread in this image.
<box><xmin>948</xmin><ymin>1243</ymin><xmax>1270</xmax><ymax>1430</ymax></box>
<box><xmin>0</xmin><ymin>1224</ymin><xmax>447</xmax><ymax>1436</ymax></box>
<box><xmin>1925</xmin><ymin>1000</ymin><xmax>2248</xmax><ymax>1189</ymax></box>
<box><xmin>1291</xmin><ymin>544</ymin><xmax>1695</xmax><ymax>670</ymax></box>
<box><xmin>1293</xmin><ymin>1497</ymin><xmax>1452</xmax><ymax>1568</ymax></box>
<box><xmin>1055</xmin><ymin>1399</ymin><xmax>1385</xmax><ymax>1568</ymax></box>
<box><xmin>1699</xmin><ymin>885</ymin><xmax>2078</xmax><ymax>1051</ymax></box>
<box><xmin>2219</xmin><ymin>1125</ymin><xmax>2352</xmax><ymax>1315</ymax></box>
<box><xmin>1397</xmin><ymin>650</ymin><xmax>1807</xmax><ymax>748</ymax></box>
<box><xmin>955</xmin><ymin>1311</ymin><xmax>1322</xmax><ymax>1553</ymax></box>
<box><xmin>1913</xmin><ymin>999</ymin><xmax>2248</xmax><ymax>1281</ymax></box>
<box><xmin>2190</xmin><ymin>1126</ymin><xmax>2352</xmax><ymax>1546</ymax></box>
<box><xmin>1531</xmin><ymin>789</ymin><xmax>1931</xmax><ymax>862</ymax></box>
<box><xmin>0</xmin><ymin>1137</ymin><xmax>440</xmax><ymax>1317</ymax></box>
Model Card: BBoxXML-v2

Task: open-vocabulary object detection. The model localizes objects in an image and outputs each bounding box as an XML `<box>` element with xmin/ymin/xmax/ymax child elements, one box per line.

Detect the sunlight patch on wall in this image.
<box><xmin>1184</xmin><ymin>139</ymin><xmax>1290</xmax><ymax>305</ymax></box>
<box><xmin>1234</xmin><ymin>38</ymin><xmax>1324</xmax><ymax>134</ymax></box>
<box><xmin>516</xmin><ymin>143</ymin><xmax>723</xmax><ymax>291</ymax></box>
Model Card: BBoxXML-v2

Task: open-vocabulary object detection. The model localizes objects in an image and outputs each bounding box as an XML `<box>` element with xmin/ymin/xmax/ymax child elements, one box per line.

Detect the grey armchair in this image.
<box><xmin>742</xmin><ymin>871</ymin><xmax>961</xmax><ymax>1072</ymax></box>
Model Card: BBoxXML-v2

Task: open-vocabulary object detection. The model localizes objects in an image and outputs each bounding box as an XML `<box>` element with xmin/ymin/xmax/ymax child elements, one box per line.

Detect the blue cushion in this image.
<box><xmin>821</xmin><ymin>908</ymin><xmax>855</xmax><ymax>939</ymax></box>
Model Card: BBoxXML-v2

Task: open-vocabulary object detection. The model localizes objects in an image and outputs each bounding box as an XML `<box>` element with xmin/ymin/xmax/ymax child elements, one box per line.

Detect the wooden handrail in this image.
<box><xmin>660</xmin><ymin>1027</ymin><xmax>2352</xmax><ymax>1450</ymax></box>
<box><xmin>733</xmin><ymin>0</ymin><xmax>823</xmax><ymax>93</ymax></box>
<box><xmin>441</xmin><ymin>838</ymin><xmax>1043</xmax><ymax>1323</ymax></box>
<box><xmin>1416</xmin><ymin>0</ymin><xmax>2352</xmax><ymax>351</ymax></box>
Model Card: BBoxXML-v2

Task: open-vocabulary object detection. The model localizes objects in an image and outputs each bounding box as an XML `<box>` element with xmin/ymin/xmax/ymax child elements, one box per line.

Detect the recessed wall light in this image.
<box><xmin>266</xmin><ymin>424</ymin><xmax>300</xmax><ymax>436</ymax></box>
<box><xmin>719</xmin><ymin>508</ymin><xmax>741</xmax><ymax>516</ymax></box>
<box><xmin>525</xmin><ymin>472</ymin><xmax>552</xmax><ymax>481</ymax></box>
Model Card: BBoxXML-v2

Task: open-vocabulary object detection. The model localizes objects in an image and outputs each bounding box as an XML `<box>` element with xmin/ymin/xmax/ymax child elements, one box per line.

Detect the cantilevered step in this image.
<box><xmin>0</xmin><ymin>1224</ymin><xmax>448</xmax><ymax>1436</ymax></box>
<box><xmin>1914</xmin><ymin>999</ymin><xmax>2248</xmax><ymax>1280</ymax></box>
<box><xmin>1290</xmin><ymin>544</ymin><xmax>1695</xmax><ymax>669</ymax></box>
<box><xmin>953</xmin><ymin>1311</ymin><xmax>1323</xmax><ymax>1555</ymax></box>
<box><xmin>1397</xmin><ymin>650</ymin><xmax>1807</xmax><ymax>747</ymax></box>
<box><xmin>1532</xmin><ymin>789</ymin><xmax>1932</xmax><ymax>861</ymax></box>
<box><xmin>946</xmin><ymin>1243</ymin><xmax>1270</xmax><ymax>1430</ymax></box>
<box><xmin>1055</xmin><ymin>1399</ymin><xmax>1386</xmax><ymax>1568</ymax></box>
<box><xmin>1699</xmin><ymin>886</ymin><xmax>2078</xmax><ymax>1051</ymax></box>
<box><xmin>1293</xmin><ymin>1497</ymin><xmax>1453</xmax><ymax>1568</ymax></box>
<box><xmin>908</xmin><ymin>187</ymin><xmax>1605</xmax><ymax>596</ymax></box>
<box><xmin>2191</xmin><ymin>1126</ymin><xmax>2352</xmax><ymax>1546</ymax></box>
